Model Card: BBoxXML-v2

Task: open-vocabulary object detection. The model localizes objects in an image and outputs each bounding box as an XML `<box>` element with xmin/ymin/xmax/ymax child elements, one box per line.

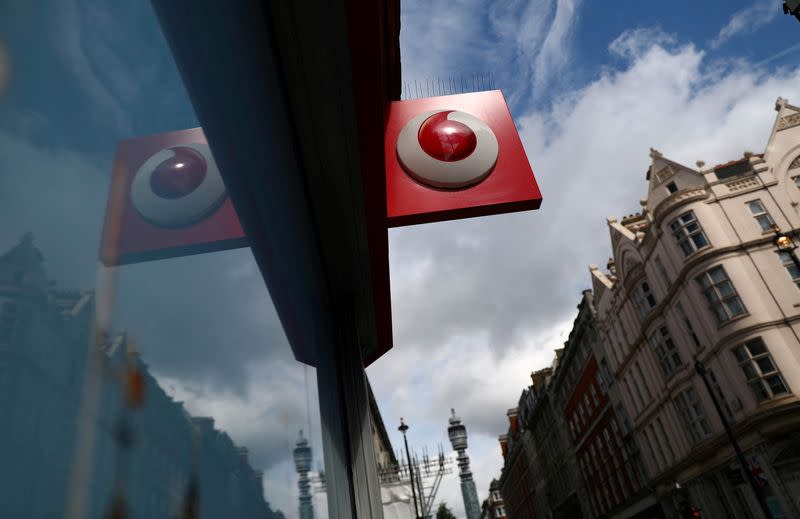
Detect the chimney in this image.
<box><xmin>498</xmin><ymin>434</ymin><xmax>509</xmax><ymax>458</ymax></box>
<box><xmin>530</xmin><ymin>368</ymin><xmax>552</xmax><ymax>392</ymax></box>
<box><xmin>254</xmin><ymin>470</ymin><xmax>264</xmax><ymax>490</ymax></box>
<box><xmin>237</xmin><ymin>446</ymin><xmax>249</xmax><ymax>467</ymax></box>
<box><xmin>507</xmin><ymin>408</ymin><xmax>519</xmax><ymax>436</ymax></box>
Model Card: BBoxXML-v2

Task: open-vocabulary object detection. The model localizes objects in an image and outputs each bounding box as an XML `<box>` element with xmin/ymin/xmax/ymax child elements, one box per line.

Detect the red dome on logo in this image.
<box><xmin>150</xmin><ymin>146</ymin><xmax>207</xmax><ymax>199</ymax></box>
<box><xmin>417</xmin><ymin>111</ymin><xmax>477</xmax><ymax>162</ymax></box>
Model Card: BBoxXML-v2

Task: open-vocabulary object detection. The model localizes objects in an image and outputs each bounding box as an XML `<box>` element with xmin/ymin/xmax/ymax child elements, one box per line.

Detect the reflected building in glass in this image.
<box><xmin>0</xmin><ymin>234</ymin><xmax>283</xmax><ymax>519</ymax></box>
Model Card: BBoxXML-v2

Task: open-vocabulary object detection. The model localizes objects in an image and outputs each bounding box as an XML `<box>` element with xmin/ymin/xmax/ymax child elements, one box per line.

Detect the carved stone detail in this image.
<box><xmin>652</xmin><ymin>165</ymin><xmax>673</xmax><ymax>185</ymax></box>
<box><xmin>653</xmin><ymin>189</ymin><xmax>709</xmax><ymax>223</ymax></box>
<box><xmin>777</xmin><ymin>112</ymin><xmax>800</xmax><ymax>131</ymax></box>
<box><xmin>725</xmin><ymin>176</ymin><xmax>759</xmax><ymax>192</ymax></box>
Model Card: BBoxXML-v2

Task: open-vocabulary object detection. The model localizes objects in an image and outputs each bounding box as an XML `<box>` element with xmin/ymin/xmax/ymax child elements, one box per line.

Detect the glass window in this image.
<box><xmin>597</xmin><ymin>363</ymin><xmax>609</xmax><ymax>394</ymax></box>
<box><xmin>655</xmin><ymin>417</ymin><xmax>675</xmax><ymax>463</ymax></box>
<box><xmin>632</xmin><ymin>280</ymin><xmax>657</xmax><ymax>318</ymax></box>
<box><xmin>793</xmin><ymin>176</ymin><xmax>800</xmax><ymax>189</ymax></box>
<box><xmin>590</xmin><ymin>383</ymin><xmax>599</xmax><ymax>405</ymax></box>
<box><xmin>632</xmin><ymin>373</ymin><xmax>647</xmax><ymax>409</ymax></box>
<box><xmin>0</xmin><ymin>8</ymin><xmax>341</xmax><ymax>518</ymax></box>
<box><xmin>675</xmin><ymin>386</ymin><xmax>712</xmax><ymax>443</ymax></box>
<box><xmin>654</xmin><ymin>256</ymin><xmax>672</xmax><ymax>286</ymax></box>
<box><xmin>778</xmin><ymin>251</ymin><xmax>800</xmax><ymax>289</ymax></box>
<box><xmin>676</xmin><ymin>302</ymin><xmax>701</xmax><ymax>347</ymax></box>
<box><xmin>649</xmin><ymin>325</ymin><xmax>683</xmax><ymax>378</ymax></box>
<box><xmin>708</xmin><ymin>368</ymin><xmax>734</xmax><ymax>421</ymax></box>
<box><xmin>696</xmin><ymin>266</ymin><xmax>746</xmax><ymax>322</ymax></box>
<box><xmin>733</xmin><ymin>338</ymin><xmax>789</xmax><ymax>402</ymax></box>
<box><xmin>584</xmin><ymin>393</ymin><xmax>593</xmax><ymax>416</ymax></box>
<box><xmin>747</xmin><ymin>199</ymin><xmax>775</xmax><ymax>231</ymax></box>
<box><xmin>666</xmin><ymin>181</ymin><xmax>678</xmax><ymax>194</ymax></box>
<box><xmin>669</xmin><ymin>210</ymin><xmax>710</xmax><ymax>256</ymax></box>
<box><xmin>635</xmin><ymin>362</ymin><xmax>652</xmax><ymax>402</ymax></box>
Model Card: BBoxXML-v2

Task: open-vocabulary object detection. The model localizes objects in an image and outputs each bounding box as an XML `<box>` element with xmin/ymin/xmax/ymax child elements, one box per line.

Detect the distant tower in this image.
<box><xmin>293</xmin><ymin>430</ymin><xmax>314</xmax><ymax>519</ymax></box>
<box><xmin>447</xmin><ymin>409</ymin><xmax>480</xmax><ymax>519</ymax></box>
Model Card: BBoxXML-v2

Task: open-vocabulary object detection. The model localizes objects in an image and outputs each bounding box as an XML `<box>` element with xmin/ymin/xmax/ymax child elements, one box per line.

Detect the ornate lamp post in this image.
<box><xmin>293</xmin><ymin>430</ymin><xmax>315</xmax><ymax>519</ymax></box>
<box><xmin>447</xmin><ymin>409</ymin><xmax>480</xmax><ymax>519</ymax></box>
<box><xmin>399</xmin><ymin>418</ymin><xmax>422</xmax><ymax>519</ymax></box>
<box><xmin>694</xmin><ymin>361</ymin><xmax>772</xmax><ymax>519</ymax></box>
<box><xmin>773</xmin><ymin>226</ymin><xmax>800</xmax><ymax>274</ymax></box>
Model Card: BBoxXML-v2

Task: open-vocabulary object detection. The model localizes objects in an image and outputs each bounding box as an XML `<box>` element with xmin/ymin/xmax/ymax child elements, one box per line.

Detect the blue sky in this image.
<box><xmin>2</xmin><ymin>0</ymin><xmax>800</xmax><ymax>517</ymax></box>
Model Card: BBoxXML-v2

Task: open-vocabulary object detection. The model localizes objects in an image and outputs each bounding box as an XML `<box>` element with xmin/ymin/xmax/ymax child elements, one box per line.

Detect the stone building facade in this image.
<box><xmin>0</xmin><ymin>234</ymin><xmax>282</xmax><ymax>519</ymax></box>
<box><xmin>589</xmin><ymin>97</ymin><xmax>800</xmax><ymax>518</ymax></box>
<box><xmin>552</xmin><ymin>290</ymin><xmax>650</xmax><ymax>518</ymax></box>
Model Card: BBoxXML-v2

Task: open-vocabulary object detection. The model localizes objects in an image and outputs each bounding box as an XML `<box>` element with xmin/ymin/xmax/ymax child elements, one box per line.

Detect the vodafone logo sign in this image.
<box><xmin>130</xmin><ymin>143</ymin><xmax>227</xmax><ymax>228</ymax></box>
<box><xmin>396</xmin><ymin>110</ymin><xmax>499</xmax><ymax>189</ymax></box>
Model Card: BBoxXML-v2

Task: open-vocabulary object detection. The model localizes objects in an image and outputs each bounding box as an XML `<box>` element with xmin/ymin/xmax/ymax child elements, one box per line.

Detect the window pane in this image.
<box><xmin>717</xmin><ymin>281</ymin><xmax>735</xmax><ymax>298</ymax></box>
<box><xmin>726</xmin><ymin>298</ymin><xmax>745</xmax><ymax>317</ymax></box>
<box><xmin>750</xmin><ymin>381</ymin><xmax>769</xmax><ymax>402</ymax></box>
<box><xmin>0</xmin><ymin>10</ymin><xmax>338</xmax><ymax>518</ymax></box>
<box><xmin>748</xmin><ymin>200</ymin><xmax>765</xmax><ymax>214</ymax></box>
<box><xmin>756</xmin><ymin>356</ymin><xmax>776</xmax><ymax>374</ymax></box>
<box><xmin>766</xmin><ymin>375</ymin><xmax>788</xmax><ymax>395</ymax></box>
<box><xmin>691</xmin><ymin>233</ymin><xmax>708</xmax><ymax>249</ymax></box>
<box><xmin>746</xmin><ymin>340</ymin><xmax>767</xmax><ymax>357</ymax></box>
<box><xmin>710</xmin><ymin>267</ymin><xmax>727</xmax><ymax>283</ymax></box>
<box><xmin>742</xmin><ymin>364</ymin><xmax>758</xmax><ymax>380</ymax></box>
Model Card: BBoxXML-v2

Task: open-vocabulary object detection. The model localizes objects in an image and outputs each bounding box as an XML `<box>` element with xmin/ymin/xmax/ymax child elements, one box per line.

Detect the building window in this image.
<box><xmin>584</xmin><ymin>394</ymin><xmax>592</xmax><ymax>416</ymax></box>
<box><xmin>635</xmin><ymin>362</ymin><xmax>652</xmax><ymax>402</ymax></box>
<box><xmin>733</xmin><ymin>338</ymin><xmax>789</xmax><ymax>402</ymax></box>
<box><xmin>649</xmin><ymin>325</ymin><xmax>683</xmax><ymax>378</ymax></box>
<box><xmin>590</xmin><ymin>383</ymin><xmax>599</xmax><ymax>405</ymax></box>
<box><xmin>597</xmin><ymin>363</ymin><xmax>609</xmax><ymax>394</ymax></box>
<box><xmin>632</xmin><ymin>280</ymin><xmax>657</xmax><ymax>318</ymax></box>
<box><xmin>793</xmin><ymin>176</ymin><xmax>800</xmax><ymax>189</ymax></box>
<box><xmin>655</xmin><ymin>417</ymin><xmax>676</xmax><ymax>463</ymax></box>
<box><xmin>646</xmin><ymin>424</ymin><xmax>665</xmax><ymax>470</ymax></box>
<box><xmin>747</xmin><ymin>199</ymin><xmax>775</xmax><ymax>232</ymax></box>
<box><xmin>778</xmin><ymin>251</ymin><xmax>800</xmax><ymax>289</ymax></box>
<box><xmin>670</xmin><ymin>210</ymin><xmax>709</xmax><ymax>256</ymax></box>
<box><xmin>666</xmin><ymin>181</ymin><xmax>678</xmax><ymax>194</ymax></box>
<box><xmin>696</xmin><ymin>266</ymin><xmax>746</xmax><ymax>323</ymax></box>
<box><xmin>632</xmin><ymin>373</ymin><xmax>647</xmax><ymax>410</ymax></box>
<box><xmin>578</xmin><ymin>404</ymin><xmax>586</xmax><ymax>425</ymax></box>
<box><xmin>676</xmin><ymin>302</ymin><xmax>701</xmax><ymax>347</ymax></box>
<box><xmin>675</xmin><ymin>386</ymin><xmax>711</xmax><ymax>443</ymax></box>
<box><xmin>654</xmin><ymin>256</ymin><xmax>672</xmax><ymax>286</ymax></box>
<box><xmin>707</xmin><ymin>368</ymin><xmax>734</xmax><ymax>421</ymax></box>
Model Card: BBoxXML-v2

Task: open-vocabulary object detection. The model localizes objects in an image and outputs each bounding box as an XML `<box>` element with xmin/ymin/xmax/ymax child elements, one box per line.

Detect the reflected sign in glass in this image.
<box><xmin>100</xmin><ymin>127</ymin><xmax>247</xmax><ymax>266</ymax></box>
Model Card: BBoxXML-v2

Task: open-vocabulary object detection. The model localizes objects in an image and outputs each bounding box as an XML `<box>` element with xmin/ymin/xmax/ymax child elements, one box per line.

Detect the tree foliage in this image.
<box><xmin>436</xmin><ymin>502</ymin><xmax>457</xmax><ymax>519</ymax></box>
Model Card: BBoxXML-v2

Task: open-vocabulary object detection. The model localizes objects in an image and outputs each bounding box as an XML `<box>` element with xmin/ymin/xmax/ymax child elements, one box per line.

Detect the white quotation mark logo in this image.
<box><xmin>396</xmin><ymin>110</ymin><xmax>499</xmax><ymax>189</ymax></box>
<box><xmin>130</xmin><ymin>143</ymin><xmax>227</xmax><ymax>228</ymax></box>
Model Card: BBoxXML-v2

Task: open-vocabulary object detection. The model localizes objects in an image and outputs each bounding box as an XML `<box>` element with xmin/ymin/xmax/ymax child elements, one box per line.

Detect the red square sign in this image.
<box><xmin>99</xmin><ymin>127</ymin><xmax>247</xmax><ymax>266</ymax></box>
<box><xmin>385</xmin><ymin>90</ymin><xmax>541</xmax><ymax>227</ymax></box>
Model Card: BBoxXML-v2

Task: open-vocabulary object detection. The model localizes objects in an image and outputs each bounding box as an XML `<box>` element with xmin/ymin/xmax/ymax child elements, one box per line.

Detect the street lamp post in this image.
<box><xmin>773</xmin><ymin>226</ymin><xmax>800</xmax><ymax>275</ymax></box>
<box><xmin>399</xmin><ymin>418</ymin><xmax>421</xmax><ymax>519</ymax></box>
<box><xmin>694</xmin><ymin>361</ymin><xmax>773</xmax><ymax>519</ymax></box>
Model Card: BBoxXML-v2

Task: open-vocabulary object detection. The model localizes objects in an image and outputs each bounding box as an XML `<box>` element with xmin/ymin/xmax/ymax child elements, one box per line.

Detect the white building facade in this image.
<box><xmin>590</xmin><ymin>98</ymin><xmax>800</xmax><ymax>518</ymax></box>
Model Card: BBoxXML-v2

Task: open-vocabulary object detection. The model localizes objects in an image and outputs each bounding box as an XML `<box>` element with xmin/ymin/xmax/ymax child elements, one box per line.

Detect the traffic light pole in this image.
<box><xmin>694</xmin><ymin>361</ymin><xmax>773</xmax><ymax>519</ymax></box>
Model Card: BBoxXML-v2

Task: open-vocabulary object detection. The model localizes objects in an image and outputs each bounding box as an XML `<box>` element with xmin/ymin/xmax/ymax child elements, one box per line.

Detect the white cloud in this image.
<box><xmin>711</xmin><ymin>0</ymin><xmax>779</xmax><ymax>49</ymax></box>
